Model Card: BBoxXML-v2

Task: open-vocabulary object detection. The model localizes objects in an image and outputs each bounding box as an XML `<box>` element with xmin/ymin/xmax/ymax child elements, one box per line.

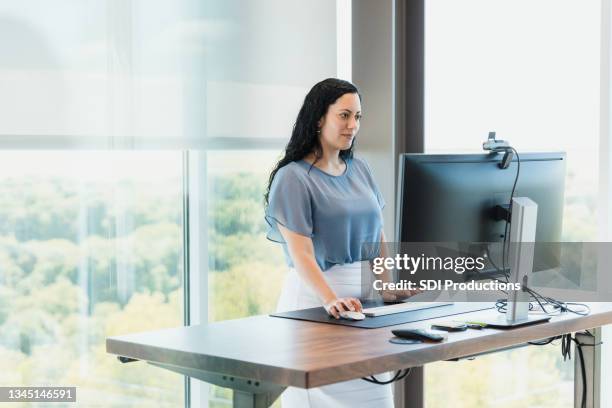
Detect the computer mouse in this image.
<box><xmin>339</xmin><ymin>311</ymin><xmax>366</xmax><ymax>321</ymax></box>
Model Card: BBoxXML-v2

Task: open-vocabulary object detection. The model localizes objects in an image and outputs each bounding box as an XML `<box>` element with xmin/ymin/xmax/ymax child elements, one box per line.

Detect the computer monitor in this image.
<box><xmin>396</xmin><ymin>152</ymin><xmax>566</xmax><ymax>275</ymax></box>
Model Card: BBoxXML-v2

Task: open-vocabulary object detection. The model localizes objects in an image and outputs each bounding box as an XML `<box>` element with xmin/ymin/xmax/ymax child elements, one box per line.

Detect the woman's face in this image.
<box><xmin>318</xmin><ymin>92</ymin><xmax>361</xmax><ymax>152</ymax></box>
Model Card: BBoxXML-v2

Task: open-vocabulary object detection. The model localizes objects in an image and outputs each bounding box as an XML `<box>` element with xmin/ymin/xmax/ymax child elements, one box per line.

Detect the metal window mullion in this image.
<box><xmin>600</xmin><ymin>0</ymin><xmax>612</xmax><ymax>241</ymax></box>
<box><xmin>182</xmin><ymin>151</ymin><xmax>192</xmax><ymax>408</ymax></box>
<box><xmin>598</xmin><ymin>1</ymin><xmax>611</xmax><ymax>408</ymax></box>
<box><xmin>184</xmin><ymin>150</ymin><xmax>210</xmax><ymax>408</ymax></box>
<box><xmin>389</xmin><ymin>0</ymin><xmax>426</xmax><ymax>404</ymax></box>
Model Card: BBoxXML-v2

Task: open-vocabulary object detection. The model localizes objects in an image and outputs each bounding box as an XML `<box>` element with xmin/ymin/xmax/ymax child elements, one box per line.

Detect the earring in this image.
<box><xmin>316</xmin><ymin>129</ymin><xmax>321</xmax><ymax>135</ymax></box>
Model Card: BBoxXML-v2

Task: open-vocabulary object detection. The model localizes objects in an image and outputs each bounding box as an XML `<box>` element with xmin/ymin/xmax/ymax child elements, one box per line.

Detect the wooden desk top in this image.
<box><xmin>106</xmin><ymin>303</ymin><xmax>612</xmax><ymax>388</ymax></box>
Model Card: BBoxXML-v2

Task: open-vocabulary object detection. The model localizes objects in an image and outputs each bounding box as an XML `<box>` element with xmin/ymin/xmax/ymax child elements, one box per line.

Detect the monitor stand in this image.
<box><xmin>479</xmin><ymin>313</ymin><xmax>551</xmax><ymax>329</ymax></box>
<box><xmin>483</xmin><ymin>197</ymin><xmax>545</xmax><ymax>328</ymax></box>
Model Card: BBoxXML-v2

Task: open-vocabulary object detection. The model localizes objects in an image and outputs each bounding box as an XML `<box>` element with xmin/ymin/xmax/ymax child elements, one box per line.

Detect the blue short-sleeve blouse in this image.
<box><xmin>265</xmin><ymin>156</ymin><xmax>385</xmax><ymax>271</ymax></box>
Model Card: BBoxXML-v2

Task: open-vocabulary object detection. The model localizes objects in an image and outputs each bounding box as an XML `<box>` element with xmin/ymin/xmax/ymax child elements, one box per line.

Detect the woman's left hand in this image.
<box><xmin>381</xmin><ymin>288</ymin><xmax>422</xmax><ymax>303</ymax></box>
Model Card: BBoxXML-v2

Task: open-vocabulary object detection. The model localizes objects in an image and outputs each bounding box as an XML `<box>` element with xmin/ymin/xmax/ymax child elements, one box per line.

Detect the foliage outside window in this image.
<box><xmin>0</xmin><ymin>152</ymin><xmax>184</xmax><ymax>407</ymax></box>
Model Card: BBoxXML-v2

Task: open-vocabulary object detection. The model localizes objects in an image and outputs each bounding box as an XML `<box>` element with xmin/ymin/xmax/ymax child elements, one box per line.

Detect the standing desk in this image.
<box><xmin>106</xmin><ymin>303</ymin><xmax>612</xmax><ymax>408</ymax></box>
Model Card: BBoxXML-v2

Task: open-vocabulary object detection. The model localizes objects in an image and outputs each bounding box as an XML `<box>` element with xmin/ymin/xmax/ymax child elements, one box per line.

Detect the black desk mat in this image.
<box><xmin>270</xmin><ymin>302</ymin><xmax>495</xmax><ymax>329</ymax></box>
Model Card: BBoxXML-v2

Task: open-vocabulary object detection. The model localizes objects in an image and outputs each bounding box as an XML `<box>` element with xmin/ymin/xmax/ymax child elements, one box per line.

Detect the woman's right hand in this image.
<box><xmin>323</xmin><ymin>297</ymin><xmax>363</xmax><ymax>319</ymax></box>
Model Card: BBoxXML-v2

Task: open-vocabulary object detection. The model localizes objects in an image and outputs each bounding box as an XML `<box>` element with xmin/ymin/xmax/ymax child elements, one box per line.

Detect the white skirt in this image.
<box><xmin>275</xmin><ymin>262</ymin><xmax>394</xmax><ymax>408</ymax></box>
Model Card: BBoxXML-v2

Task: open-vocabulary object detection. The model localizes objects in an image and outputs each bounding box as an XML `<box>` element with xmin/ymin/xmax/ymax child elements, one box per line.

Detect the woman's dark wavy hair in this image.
<box><xmin>264</xmin><ymin>78</ymin><xmax>360</xmax><ymax>206</ymax></box>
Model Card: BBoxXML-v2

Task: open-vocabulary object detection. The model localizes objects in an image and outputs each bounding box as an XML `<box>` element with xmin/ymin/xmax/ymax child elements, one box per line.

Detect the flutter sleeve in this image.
<box><xmin>265</xmin><ymin>166</ymin><xmax>313</xmax><ymax>243</ymax></box>
<box><xmin>361</xmin><ymin>158</ymin><xmax>386</xmax><ymax>210</ymax></box>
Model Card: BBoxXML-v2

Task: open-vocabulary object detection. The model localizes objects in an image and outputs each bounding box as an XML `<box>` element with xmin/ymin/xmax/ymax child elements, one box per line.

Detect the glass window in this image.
<box><xmin>426</xmin><ymin>346</ymin><xmax>573</xmax><ymax>407</ymax></box>
<box><xmin>192</xmin><ymin>1</ymin><xmax>346</xmax><ymax>405</ymax></box>
<box><xmin>425</xmin><ymin>0</ymin><xmax>600</xmax><ymax>242</ymax></box>
<box><xmin>424</xmin><ymin>1</ymin><xmax>600</xmax><ymax>405</ymax></box>
<box><xmin>204</xmin><ymin>150</ymin><xmax>285</xmax><ymax>406</ymax></box>
<box><xmin>0</xmin><ymin>1</ymin><xmax>347</xmax><ymax>407</ymax></box>
<box><xmin>0</xmin><ymin>151</ymin><xmax>184</xmax><ymax>407</ymax></box>
<box><xmin>207</xmin><ymin>150</ymin><xmax>286</xmax><ymax>323</ymax></box>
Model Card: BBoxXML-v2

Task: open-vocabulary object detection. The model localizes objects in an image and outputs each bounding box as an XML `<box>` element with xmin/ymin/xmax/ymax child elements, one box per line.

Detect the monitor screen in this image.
<box><xmin>397</xmin><ymin>152</ymin><xmax>566</xmax><ymax>275</ymax></box>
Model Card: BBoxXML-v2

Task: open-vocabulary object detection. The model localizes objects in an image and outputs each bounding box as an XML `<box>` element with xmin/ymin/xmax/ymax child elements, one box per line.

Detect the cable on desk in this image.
<box><xmin>485</xmin><ymin>148</ymin><xmax>588</xmax><ymax>319</ymax></box>
<box><xmin>494</xmin><ymin>286</ymin><xmax>591</xmax><ymax>318</ymax></box>
<box><xmin>527</xmin><ymin>335</ymin><xmax>562</xmax><ymax>346</ymax></box>
<box><xmin>494</xmin><ymin>298</ymin><xmax>535</xmax><ymax>314</ymax></box>
<box><xmin>477</xmin><ymin>146</ymin><xmax>597</xmax><ymax>408</ymax></box>
<box><xmin>361</xmin><ymin>368</ymin><xmax>411</xmax><ymax>385</ymax></box>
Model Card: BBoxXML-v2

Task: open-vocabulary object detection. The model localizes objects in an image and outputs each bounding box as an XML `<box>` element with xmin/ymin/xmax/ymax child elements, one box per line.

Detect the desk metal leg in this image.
<box><xmin>574</xmin><ymin>328</ymin><xmax>601</xmax><ymax>408</ymax></box>
<box><xmin>149</xmin><ymin>362</ymin><xmax>285</xmax><ymax>408</ymax></box>
<box><xmin>233</xmin><ymin>389</ymin><xmax>284</xmax><ymax>408</ymax></box>
<box><xmin>400</xmin><ymin>366</ymin><xmax>424</xmax><ymax>408</ymax></box>
<box><xmin>394</xmin><ymin>328</ymin><xmax>602</xmax><ymax>408</ymax></box>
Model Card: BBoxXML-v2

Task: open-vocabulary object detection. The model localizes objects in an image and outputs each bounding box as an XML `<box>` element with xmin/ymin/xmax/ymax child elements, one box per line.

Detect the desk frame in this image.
<box><xmin>399</xmin><ymin>328</ymin><xmax>601</xmax><ymax>408</ymax></box>
<box><xmin>151</xmin><ymin>362</ymin><xmax>285</xmax><ymax>408</ymax></box>
<box><xmin>108</xmin><ymin>305</ymin><xmax>612</xmax><ymax>408</ymax></box>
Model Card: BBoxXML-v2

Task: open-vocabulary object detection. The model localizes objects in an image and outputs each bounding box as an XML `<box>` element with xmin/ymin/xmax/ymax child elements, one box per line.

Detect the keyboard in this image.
<box><xmin>362</xmin><ymin>301</ymin><xmax>454</xmax><ymax>317</ymax></box>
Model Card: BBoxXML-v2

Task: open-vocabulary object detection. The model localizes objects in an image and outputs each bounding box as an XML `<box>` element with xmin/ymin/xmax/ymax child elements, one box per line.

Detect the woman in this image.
<box><xmin>264</xmin><ymin>78</ymin><xmax>408</xmax><ymax>408</ymax></box>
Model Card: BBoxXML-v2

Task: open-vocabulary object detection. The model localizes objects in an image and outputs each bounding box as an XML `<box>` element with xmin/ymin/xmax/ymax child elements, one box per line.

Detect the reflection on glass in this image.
<box><xmin>205</xmin><ymin>150</ymin><xmax>285</xmax><ymax>407</ymax></box>
<box><xmin>0</xmin><ymin>151</ymin><xmax>184</xmax><ymax>407</ymax></box>
<box><xmin>207</xmin><ymin>150</ymin><xmax>286</xmax><ymax>322</ymax></box>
